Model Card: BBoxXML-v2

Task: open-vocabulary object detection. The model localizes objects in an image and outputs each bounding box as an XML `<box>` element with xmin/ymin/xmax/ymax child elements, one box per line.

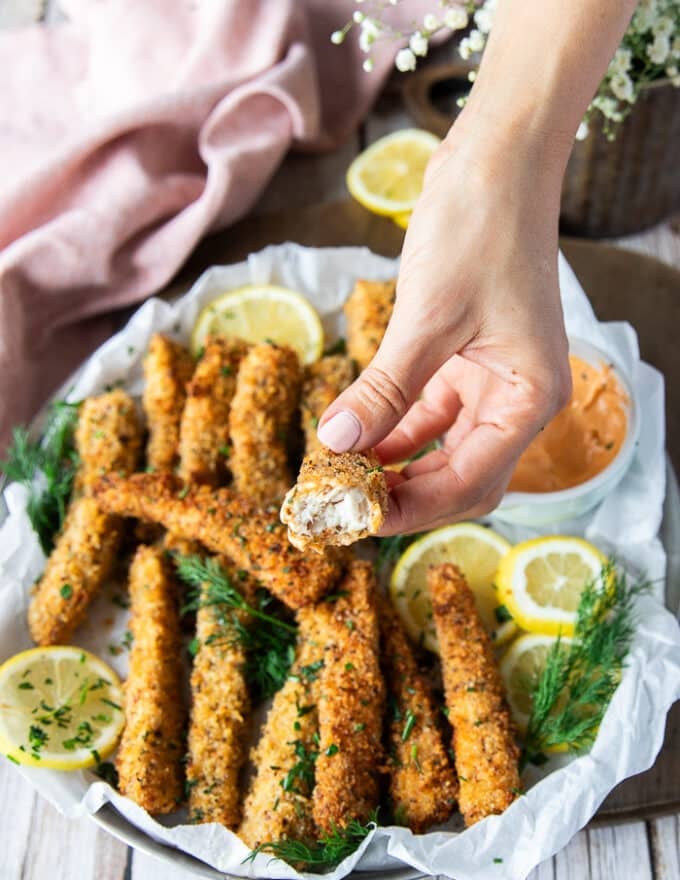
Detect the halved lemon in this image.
<box><xmin>389</xmin><ymin>523</ymin><xmax>515</xmax><ymax>653</ymax></box>
<box><xmin>191</xmin><ymin>284</ymin><xmax>324</xmax><ymax>364</ymax></box>
<box><xmin>496</xmin><ymin>536</ymin><xmax>606</xmax><ymax>636</ymax></box>
<box><xmin>500</xmin><ymin>633</ymin><xmax>572</xmax><ymax>735</ymax></box>
<box><xmin>0</xmin><ymin>646</ymin><xmax>125</xmax><ymax>770</ymax></box>
<box><xmin>392</xmin><ymin>212</ymin><xmax>411</xmax><ymax>230</ymax></box>
<box><xmin>346</xmin><ymin>129</ymin><xmax>441</xmax><ymax>216</ymax></box>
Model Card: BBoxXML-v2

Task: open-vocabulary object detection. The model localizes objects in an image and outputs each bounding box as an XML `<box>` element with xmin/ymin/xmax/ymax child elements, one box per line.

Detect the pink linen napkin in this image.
<box><xmin>0</xmin><ymin>0</ymin><xmax>433</xmax><ymax>450</ymax></box>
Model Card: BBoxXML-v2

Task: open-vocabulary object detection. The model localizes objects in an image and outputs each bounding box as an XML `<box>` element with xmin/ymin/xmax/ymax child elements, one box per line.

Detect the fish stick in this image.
<box><xmin>142</xmin><ymin>334</ymin><xmax>194</xmax><ymax>472</ymax></box>
<box><xmin>300</xmin><ymin>356</ymin><xmax>355</xmax><ymax>455</ymax></box>
<box><xmin>27</xmin><ymin>498</ymin><xmax>123</xmax><ymax>645</ymax></box>
<box><xmin>312</xmin><ymin>560</ymin><xmax>384</xmax><ymax>832</ymax></box>
<box><xmin>428</xmin><ymin>563</ymin><xmax>520</xmax><ymax>826</ymax></box>
<box><xmin>281</xmin><ymin>450</ymin><xmax>388</xmax><ymax>552</ymax></box>
<box><xmin>93</xmin><ymin>472</ymin><xmax>344</xmax><ymax>609</ymax></box>
<box><xmin>185</xmin><ymin>588</ymin><xmax>250</xmax><ymax>827</ymax></box>
<box><xmin>344</xmin><ymin>279</ymin><xmax>396</xmax><ymax>371</ymax></box>
<box><xmin>238</xmin><ymin>611</ymin><xmax>324</xmax><ymax>848</ymax></box>
<box><xmin>378</xmin><ymin>597</ymin><xmax>458</xmax><ymax>832</ymax></box>
<box><xmin>229</xmin><ymin>342</ymin><xmax>302</xmax><ymax>507</ymax></box>
<box><xmin>74</xmin><ymin>388</ymin><xmax>143</xmax><ymax>496</ymax></box>
<box><xmin>116</xmin><ymin>545</ymin><xmax>185</xmax><ymax>814</ymax></box>
<box><xmin>178</xmin><ymin>337</ymin><xmax>248</xmax><ymax>486</ymax></box>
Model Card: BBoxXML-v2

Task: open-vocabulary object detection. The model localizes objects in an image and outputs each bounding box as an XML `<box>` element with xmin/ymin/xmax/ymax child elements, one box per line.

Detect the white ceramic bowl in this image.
<box><xmin>494</xmin><ymin>337</ymin><xmax>640</xmax><ymax>527</ymax></box>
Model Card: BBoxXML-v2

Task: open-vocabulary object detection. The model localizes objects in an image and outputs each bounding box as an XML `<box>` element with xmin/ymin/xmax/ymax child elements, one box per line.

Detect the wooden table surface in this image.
<box><xmin>1</xmin><ymin>3</ymin><xmax>679</xmax><ymax>879</ymax></box>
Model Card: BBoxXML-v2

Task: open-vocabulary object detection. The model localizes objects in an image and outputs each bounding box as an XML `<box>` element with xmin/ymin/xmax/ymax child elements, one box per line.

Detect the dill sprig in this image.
<box><xmin>246</xmin><ymin>812</ymin><xmax>378</xmax><ymax>872</ymax></box>
<box><xmin>375</xmin><ymin>533</ymin><xmax>422</xmax><ymax>571</ymax></box>
<box><xmin>523</xmin><ymin>561</ymin><xmax>649</xmax><ymax>764</ymax></box>
<box><xmin>1</xmin><ymin>400</ymin><xmax>80</xmax><ymax>554</ymax></box>
<box><xmin>174</xmin><ymin>554</ymin><xmax>297</xmax><ymax>701</ymax></box>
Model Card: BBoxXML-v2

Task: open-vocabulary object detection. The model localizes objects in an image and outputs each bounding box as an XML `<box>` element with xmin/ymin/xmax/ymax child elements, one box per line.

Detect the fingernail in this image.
<box><xmin>317</xmin><ymin>411</ymin><xmax>362</xmax><ymax>452</ymax></box>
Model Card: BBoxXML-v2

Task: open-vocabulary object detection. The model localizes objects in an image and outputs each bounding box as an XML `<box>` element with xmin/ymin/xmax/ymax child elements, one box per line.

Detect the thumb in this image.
<box><xmin>316</xmin><ymin>324</ymin><xmax>445</xmax><ymax>453</ymax></box>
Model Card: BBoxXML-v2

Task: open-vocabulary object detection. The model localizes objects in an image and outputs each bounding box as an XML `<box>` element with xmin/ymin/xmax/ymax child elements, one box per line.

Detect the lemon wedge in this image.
<box><xmin>346</xmin><ymin>129</ymin><xmax>441</xmax><ymax>216</ymax></box>
<box><xmin>392</xmin><ymin>212</ymin><xmax>411</xmax><ymax>229</ymax></box>
<box><xmin>496</xmin><ymin>536</ymin><xmax>606</xmax><ymax>636</ymax></box>
<box><xmin>389</xmin><ymin>523</ymin><xmax>515</xmax><ymax>653</ymax></box>
<box><xmin>0</xmin><ymin>646</ymin><xmax>125</xmax><ymax>770</ymax></box>
<box><xmin>191</xmin><ymin>284</ymin><xmax>324</xmax><ymax>365</ymax></box>
<box><xmin>500</xmin><ymin>633</ymin><xmax>572</xmax><ymax>735</ymax></box>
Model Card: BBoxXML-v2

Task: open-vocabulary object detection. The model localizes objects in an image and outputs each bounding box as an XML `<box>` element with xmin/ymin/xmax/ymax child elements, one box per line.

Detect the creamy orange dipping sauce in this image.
<box><xmin>508</xmin><ymin>355</ymin><xmax>628</xmax><ymax>493</ymax></box>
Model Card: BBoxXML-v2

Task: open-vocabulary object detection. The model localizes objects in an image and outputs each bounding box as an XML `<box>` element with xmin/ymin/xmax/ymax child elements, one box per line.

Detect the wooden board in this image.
<box><xmin>163</xmin><ymin>199</ymin><xmax>680</xmax><ymax>823</ymax></box>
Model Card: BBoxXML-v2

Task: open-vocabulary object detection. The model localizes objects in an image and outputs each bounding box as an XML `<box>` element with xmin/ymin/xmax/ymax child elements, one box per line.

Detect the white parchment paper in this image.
<box><xmin>1</xmin><ymin>245</ymin><xmax>679</xmax><ymax>880</ymax></box>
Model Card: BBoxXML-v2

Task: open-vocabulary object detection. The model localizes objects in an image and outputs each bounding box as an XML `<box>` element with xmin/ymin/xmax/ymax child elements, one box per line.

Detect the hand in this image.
<box><xmin>317</xmin><ymin>111</ymin><xmax>573</xmax><ymax>534</ymax></box>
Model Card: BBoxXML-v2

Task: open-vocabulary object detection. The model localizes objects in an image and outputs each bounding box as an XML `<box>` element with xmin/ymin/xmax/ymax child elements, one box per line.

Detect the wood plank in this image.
<box><xmin>131</xmin><ymin>848</ymin><xmax>204</xmax><ymax>879</ymax></box>
<box><xmin>0</xmin><ymin>759</ymin><xmax>38</xmax><ymax>880</ymax></box>
<box><xmin>650</xmin><ymin>815</ymin><xmax>680</xmax><ymax>880</ymax></box>
<box><xmin>607</xmin><ymin>216</ymin><xmax>680</xmax><ymax>269</ymax></box>
<box><xmin>528</xmin><ymin>854</ymin><xmax>556</xmax><ymax>880</ymax></box>
<box><xmin>0</xmin><ymin>0</ymin><xmax>44</xmax><ymax>27</ymax></box>
<box><xmin>588</xmin><ymin>822</ymin><xmax>652</xmax><ymax>880</ymax></box>
<box><xmin>554</xmin><ymin>830</ymin><xmax>592</xmax><ymax>880</ymax></box>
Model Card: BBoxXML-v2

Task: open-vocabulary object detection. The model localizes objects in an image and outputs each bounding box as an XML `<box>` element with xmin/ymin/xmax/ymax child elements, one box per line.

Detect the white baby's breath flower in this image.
<box><xmin>474</xmin><ymin>8</ymin><xmax>494</xmax><ymax>34</ymax></box>
<box><xmin>363</xmin><ymin>58</ymin><xmax>374</xmax><ymax>73</ymax></box>
<box><xmin>467</xmin><ymin>29</ymin><xmax>486</xmax><ymax>53</ymax></box>
<box><xmin>653</xmin><ymin>15</ymin><xmax>674</xmax><ymax>38</ymax></box>
<box><xmin>610</xmin><ymin>71</ymin><xmax>635</xmax><ymax>102</ymax></box>
<box><xmin>632</xmin><ymin>0</ymin><xmax>657</xmax><ymax>34</ymax></box>
<box><xmin>458</xmin><ymin>37</ymin><xmax>472</xmax><ymax>60</ymax></box>
<box><xmin>409</xmin><ymin>31</ymin><xmax>429</xmax><ymax>57</ymax></box>
<box><xmin>395</xmin><ymin>47</ymin><xmax>417</xmax><ymax>72</ymax></box>
<box><xmin>423</xmin><ymin>13</ymin><xmax>438</xmax><ymax>31</ymax></box>
<box><xmin>467</xmin><ymin>70</ymin><xmax>477</xmax><ymax>82</ymax></box>
<box><xmin>353</xmin><ymin>10</ymin><xmax>364</xmax><ymax>23</ymax></box>
<box><xmin>609</xmin><ymin>47</ymin><xmax>632</xmax><ymax>73</ymax></box>
<box><xmin>648</xmin><ymin>33</ymin><xmax>671</xmax><ymax>65</ymax></box>
<box><xmin>330</xmin><ymin>30</ymin><xmax>345</xmax><ymax>45</ymax></box>
<box><xmin>673</xmin><ymin>36</ymin><xmax>680</xmax><ymax>59</ymax></box>
<box><xmin>443</xmin><ymin>8</ymin><xmax>468</xmax><ymax>31</ymax></box>
<box><xmin>575</xmin><ymin>121</ymin><xmax>589</xmax><ymax>141</ymax></box>
<box><xmin>666</xmin><ymin>64</ymin><xmax>680</xmax><ymax>86</ymax></box>
<box><xmin>358</xmin><ymin>18</ymin><xmax>380</xmax><ymax>52</ymax></box>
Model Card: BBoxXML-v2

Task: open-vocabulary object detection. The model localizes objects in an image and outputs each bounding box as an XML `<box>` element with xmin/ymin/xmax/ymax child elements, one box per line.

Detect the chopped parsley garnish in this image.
<box><xmin>494</xmin><ymin>604</ymin><xmax>512</xmax><ymax>624</ymax></box>
<box><xmin>401</xmin><ymin>709</ymin><xmax>416</xmax><ymax>741</ymax></box>
<box><xmin>60</xmin><ymin>584</ymin><xmax>73</xmax><ymax>600</ymax></box>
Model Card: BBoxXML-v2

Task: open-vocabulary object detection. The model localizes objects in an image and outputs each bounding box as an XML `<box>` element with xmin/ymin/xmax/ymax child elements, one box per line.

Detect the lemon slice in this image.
<box><xmin>496</xmin><ymin>536</ymin><xmax>606</xmax><ymax>636</ymax></box>
<box><xmin>346</xmin><ymin>129</ymin><xmax>441</xmax><ymax>216</ymax></box>
<box><xmin>389</xmin><ymin>523</ymin><xmax>515</xmax><ymax>653</ymax></box>
<box><xmin>0</xmin><ymin>646</ymin><xmax>125</xmax><ymax>770</ymax></box>
<box><xmin>191</xmin><ymin>284</ymin><xmax>324</xmax><ymax>364</ymax></box>
<box><xmin>392</xmin><ymin>212</ymin><xmax>411</xmax><ymax>230</ymax></box>
<box><xmin>500</xmin><ymin>633</ymin><xmax>572</xmax><ymax>735</ymax></box>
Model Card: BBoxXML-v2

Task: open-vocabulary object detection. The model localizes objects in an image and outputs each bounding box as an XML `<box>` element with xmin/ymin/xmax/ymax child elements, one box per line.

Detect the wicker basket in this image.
<box><xmin>562</xmin><ymin>79</ymin><xmax>680</xmax><ymax>237</ymax></box>
<box><xmin>403</xmin><ymin>65</ymin><xmax>680</xmax><ymax>239</ymax></box>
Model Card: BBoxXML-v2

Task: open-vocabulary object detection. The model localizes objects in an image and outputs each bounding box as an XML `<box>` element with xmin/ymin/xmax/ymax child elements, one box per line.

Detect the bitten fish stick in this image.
<box><xmin>378</xmin><ymin>597</ymin><xmax>458</xmax><ymax>832</ymax></box>
<box><xmin>429</xmin><ymin>563</ymin><xmax>520</xmax><ymax>827</ymax></box>
<box><xmin>93</xmin><ymin>473</ymin><xmax>344</xmax><ymax>609</ymax></box>
<box><xmin>229</xmin><ymin>342</ymin><xmax>302</xmax><ymax>507</ymax></box>
<box><xmin>116</xmin><ymin>545</ymin><xmax>185</xmax><ymax>814</ymax></box>
<box><xmin>143</xmin><ymin>334</ymin><xmax>194</xmax><ymax>472</ymax></box>
<box><xmin>27</xmin><ymin>498</ymin><xmax>122</xmax><ymax>646</ymax></box>
<box><xmin>238</xmin><ymin>612</ymin><xmax>323</xmax><ymax>848</ymax></box>
<box><xmin>344</xmin><ymin>279</ymin><xmax>396</xmax><ymax>371</ymax></box>
<box><xmin>185</xmin><ymin>584</ymin><xmax>250</xmax><ymax>828</ymax></box>
<box><xmin>74</xmin><ymin>389</ymin><xmax>143</xmax><ymax>496</ymax></box>
<box><xmin>178</xmin><ymin>337</ymin><xmax>248</xmax><ymax>486</ymax></box>
<box><xmin>312</xmin><ymin>560</ymin><xmax>384</xmax><ymax>832</ymax></box>
<box><xmin>300</xmin><ymin>356</ymin><xmax>355</xmax><ymax>456</ymax></box>
<box><xmin>281</xmin><ymin>450</ymin><xmax>387</xmax><ymax>552</ymax></box>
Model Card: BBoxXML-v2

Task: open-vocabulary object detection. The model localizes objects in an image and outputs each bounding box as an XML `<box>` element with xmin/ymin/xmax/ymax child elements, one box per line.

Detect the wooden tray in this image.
<box><xmin>164</xmin><ymin>199</ymin><xmax>680</xmax><ymax>823</ymax></box>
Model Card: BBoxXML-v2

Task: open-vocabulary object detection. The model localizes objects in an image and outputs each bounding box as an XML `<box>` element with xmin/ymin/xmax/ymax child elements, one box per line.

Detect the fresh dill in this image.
<box><xmin>175</xmin><ymin>554</ymin><xmax>297</xmax><ymax>701</ymax></box>
<box><xmin>246</xmin><ymin>811</ymin><xmax>378</xmax><ymax>872</ymax></box>
<box><xmin>1</xmin><ymin>400</ymin><xmax>80</xmax><ymax>553</ymax></box>
<box><xmin>523</xmin><ymin>562</ymin><xmax>649</xmax><ymax>765</ymax></box>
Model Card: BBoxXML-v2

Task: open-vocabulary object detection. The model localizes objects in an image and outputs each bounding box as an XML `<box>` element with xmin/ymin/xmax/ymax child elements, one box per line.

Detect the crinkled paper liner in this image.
<box><xmin>1</xmin><ymin>245</ymin><xmax>679</xmax><ymax>880</ymax></box>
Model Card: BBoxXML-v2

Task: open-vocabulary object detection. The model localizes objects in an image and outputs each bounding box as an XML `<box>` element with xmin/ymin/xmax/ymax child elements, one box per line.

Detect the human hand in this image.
<box><xmin>317</xmin><ymin>111</ymin><xmax>573</xmax><ymax>534</ymax></box>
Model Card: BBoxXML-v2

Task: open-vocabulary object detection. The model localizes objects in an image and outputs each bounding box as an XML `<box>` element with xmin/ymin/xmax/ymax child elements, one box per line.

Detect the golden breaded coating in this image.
<box><xmin>93</xmin><ymin>472</ymin><xmax>344</xmax><ymax>609</ymax></box>
<box><xmin>185</xmin><ymin>588</ymin><xmax>249</xmax><ymax>828</ymax></box>
<box><xmin>27</xmin><ymin>497</ymin><xmax>122</xmax><ymax>646</ymax></box>
<box><xmin>178</xmin><ymin>337</ymin><xmax>248</xmax><ymax>486</ymax></box>
<box><xmin>281</xmin><ymin>450</ymin><xmax>388</xmax><ymax>552</ymax></box>
<box><xmin>429</xmin><ymin>563</ymin><xmax>520</xmax><ymax>827</ymax></box>
<box><xmin>378</xmin><ymin>597</ymin><xmax>458</xmax><ymax>832</ymax></box>
<box><xmin>143</xmin><ymin>334</ymin><xmax>194</xmax><ymax>472</ymax></box>
<box><xmin>238</xmin><ymin>613</ymin><xmax>323</xmax><ymax>848</ymax></box>
<box><xmin>116</xmin><ymin>545</ymin><xmax>185</xmax><ymax>814</ymax></box>
<box><xmin>229</xmin><ymin>343</ymin><xmax>302</xmax><ymax>507</ymax></box>
<box><xmin>74</xmin><ymin>389</ymin><xmax>143</xmax><ymax>496</ymax></box>
<box><xmin>301</xmin><ymin>356</ymin><xmax>355</xmax><ymax>455</ymax></box>
<box><xmin>312</xmin><ymin>560</ymin><xmax>384</xmax><ymax>832</ymax></box>
<box><xmin>343</xmin><ymin>279</ymin><xmax>396</xmax><ymax>371</ymax></box>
